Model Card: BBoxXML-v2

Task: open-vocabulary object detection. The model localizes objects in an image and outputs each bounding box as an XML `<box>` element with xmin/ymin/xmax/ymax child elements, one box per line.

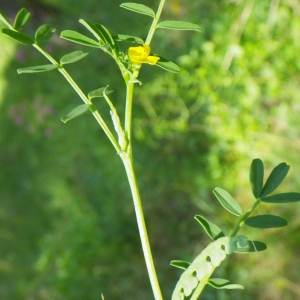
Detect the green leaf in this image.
<box><xmin>35</xmin><ymin>24</ymin><xmax>56</xmax><ymax>43</ymax></box>
<box><xmin>250</xmin><ymin>158</ymin><xmax>264</xmax><ymax>199</ymax></box>
<box><xmin>79</xmin><ymin>19</ymin><xmax>106</xmax><ymax>44</ymax></box>
<box><xmin>61</xmin><ymin>104</ymin><xmax>89</xmax><ymax>123</ymax></box>
<box><xmin>60</xmin><ymin>51</ymin><xmax>89</xmax><ymax>65</ymax></box>
<box><xmin>235</xmin><ymin>240</ymin><xmax>267</xmax><ymax>253</ymax></box>
<box><xmin>261</xmin><ymin>192</ymin><xmax>300</xmax><ymax>203</ymax></box>
<box><xmin>60</xmin><ymin>30</ymin><xmax>100</xmax><ymax>48</ymax></box>
<box><xmin>88</xmin><ymin>87</ymin><xmax>114</xmax><ymax>99</ymax></box>
<box><xmin>213</xmin><ymin>187</ymin><xmax>243</xmax><ymax>216</ymax></box>
<box><xmin>120</xmin><ymin>3</ymin><xmax>155</xmax><ymax>18</ymax></box>
<box><xmin>245</xmin><ymin>214</ymin><xmax>287</xmax><ymax>229</ymax></box>
<box><xmin>113</xmin><ymin>34</ymin><xmax>144</xmax><ymax>44</ymax></box>
<box><xmin>194</xmin><ymin>215</ymin><xmax>224</xmax><ymax>240</ymax></box>
<box><xmin>170</xmin><ymin>260</ymin><xmax>190</xmax><ymax>270</ymax></box>
<box><xmin>94</xmin><ymin>23</ymin><xmax>119</xmax><ymax>52</ymax></box>
<box><xmin>155</xmin><ymin>56</ymin><xmax>180</xmax><ymax>73</ymax></box>
<box><xmin>17</xmin><ymin>64</ymin><xmax>58</xmax><ymax>74</ymax></box>
<box><xmin>157</xmin><ymin>21</ymin><xmax>201</xmax><ymax>32</ymax></box>
<box><xmin>2</xmin><ymin>28</ymin><xmax>34</xmax><ymax>45</ymax></box>
<box><xmin>0</xmin><ymin>10</ymin><xmax>13</xmax><ymax>28</ymax></box>
<box><xmin>208</xmin><ymin>278</ymin><xmax>244</xmax><ymax>290</ymax></box>
<box><xmin>14</xmin><ymin>8</ymin><xmax>31</xmax><ymax>30</ymax></box>
<box><xmin>260</xmin><ymin>162</ymin><xmax>290</xmax><ymax>198</ymax></box>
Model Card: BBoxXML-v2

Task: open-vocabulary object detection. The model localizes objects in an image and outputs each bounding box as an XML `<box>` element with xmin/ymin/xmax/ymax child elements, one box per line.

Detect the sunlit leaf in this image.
<box><xmin>120</xmin><ymin>3</ymin><xmax>155</xmax><ymax>18</ymax></box>
<box><xmin>261</xmin><ymin>192</ymin><xmax>300</xmax><ymax>203</ymax></box>
<box><xmin>88</xmin><ymin>87</ymin><xmax>114</xmax><ymax>99</ymax></box>
<box><xmin>208</xmin><ymin>278</ymin><xmax>244</xmax><ymax>290</ymax></box>
<box><xmin>60</xmin><ymin>30</ymin><xmax>100</xmax><ymax>48</ymax></box>
<box><xmin>61</xmin><ymin>104</ymin><xmax>89</xmax><ymax>123</ymax></box>
<box><xmin>2</xmin><ymin>28</ymin><xmax>34</xmax><ymax>45</ymax></box>
<box><xmin>14</xmin><ymin>8</ymin><xmax>31</xmax><ymax>30</ymax></box>
<box><xmin>0</xmin><ymin>10</ymin><xmax>13</xmax><ymax>28</ymax></box>
<box><xmin>113</xmin><ymin>34</ymin><xmax>144</xmax><ymax>44</ymax></box>
<box><xmin>194</xmin><ymin>215</ymin><xmax>224</xmax><ymax>240</ymax></box>
<box><xmin>213</xmin><ymin>187</ymin><xmax>243</xmax><ymax>216</ymax></box>
<box><xmin>155</xmin><ymin>56</ymin><xmax>180</xmax><ymax>73</ymax></box>
<box><xmin>35</xmin><ymin>24</ymin><xmax>56</xmax><ymax>43</ymax></box>
<box><xmin>250</xmin><ymin>158</ymin><xmax>264</xmax><ymax>199</ymax></box>
<box><xmin>60</xmin><ymin>51</ymin><xmax>89</xmax><ymax>65</ymax></box>
<box><xmin>170</xmin><ymin>260</ymin><xmax>190</xmax><ymax>270</ymax></box>
<box><xmin>245</xmin><ymin>214</ymin><xmax>287</xmax><ymax>229</ymax></box>
<box><xmin>260</xmin><ymin>162</ymin><xmax>290</xmax><ymax>198</ymax></box>
<box><xmin>235</xmin><ymin>240</ymin><xmax>267</xmax><ymax>253</ymax></box>
<box><xmin>157</xmin><ymin>21</ymin><xmax>201</xmax><ymax>32</ymax></box>
<box><xmin>17</xmin><ymin>64</ymin><xmax>58</xmax><ymax>74</ymax></box>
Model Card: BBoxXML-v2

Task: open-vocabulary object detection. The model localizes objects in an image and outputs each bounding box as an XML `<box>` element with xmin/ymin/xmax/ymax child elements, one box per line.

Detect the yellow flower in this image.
<box><xmin>128</xmin><ymin>45</ymin><xmax>160</xmax><ymax>65</ymax></box>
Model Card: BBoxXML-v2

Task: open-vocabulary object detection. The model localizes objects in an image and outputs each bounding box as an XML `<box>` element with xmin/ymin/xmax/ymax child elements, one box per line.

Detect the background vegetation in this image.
<box><xmin>0</xmin><ymin>0</ymin><xmax>300</xmax><ymax>299</ymax></box>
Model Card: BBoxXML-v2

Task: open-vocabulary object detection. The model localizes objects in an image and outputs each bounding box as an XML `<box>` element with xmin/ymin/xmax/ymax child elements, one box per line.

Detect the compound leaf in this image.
<box><xmin>250</xmin><ymin>158</ymin><xmax>264</xmax><ymax>198</ymax></box>
<box><xmin>61</xmin><ymin>104</ymin><xmax>89</xmax><ymax>123</ymax></box>
<box><xmin>245</xmin><ymin>214</ymin><xmax>287</xmax><ymax>229</ymax></box>
<box><xmin>60</xmin><ymin>50</ymin><xmax>89</xmax><ymax>65</ymax></box>
<box><xmin>157</xmin><ymin>21</ymin><xmax>201</xmax><ymax>32</ymax></box>
<box><xmin>35</xmin><ymin>24</ymin><xmax>56</xmax><ymax>43</ymax></box>
<box><xmin>194</xmin><ymin>215</ymin><xmax>224</xmax><ymax>240</ymax></box>
<box><xmin>17</xmin><ymin>64</ymin><xmax>58</xmax><ymax>74</ymax></box>
<box><xmin>2</xmin><ymin>28</ymin><xmax>34</xmax><ymax>44</ymax></box>
<box><xmin>261</xmin><ymin>192</ymin><xmax>300</xmax><ymax>203</ymax></box>
<box><xmin>260</xmin><ymin>162</ymin><xmax>290</xmax><ymax>198</ymax></box>
<box><xmin>14</xmin><ymin>8</ymin><xmax>31</xmax><ymax>30</ymax></box>
<box><xmin>213</xmin><ymin>187</ymin><xmax>243</xmax><ymax>216</ymax></box>
<box><xmin>120</xmin><ymin>3</ymin><xmax>155</xmax><ymax>18</ymax></box>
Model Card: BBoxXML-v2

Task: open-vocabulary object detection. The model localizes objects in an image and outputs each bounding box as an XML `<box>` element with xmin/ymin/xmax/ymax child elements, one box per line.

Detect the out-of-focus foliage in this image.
<box><xmin>0</xmin><ymin>0</ymin><xmax>300</xmax><ymax>300</ymax></box>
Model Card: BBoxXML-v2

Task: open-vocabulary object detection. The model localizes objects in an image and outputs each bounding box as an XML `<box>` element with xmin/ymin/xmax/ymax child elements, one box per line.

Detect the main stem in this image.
<box><xmin>121</xmin><ymin>73</ymin><xmax>163</xmax><ymax>300</ymax></box>
<box><xmin>118</xmin><ymin>1</ymin><xmax>168</xmax><ymax>298</ymax></box>
<box><xmin>122</xmin><ymin>153</ymin><xmax>163</xmax><ymax>300</ymax></box>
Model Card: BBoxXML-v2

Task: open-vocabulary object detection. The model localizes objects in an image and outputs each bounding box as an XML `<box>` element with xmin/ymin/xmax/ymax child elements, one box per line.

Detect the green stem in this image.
<box><xmin>190</xmin><ymin>271</ymin><xmax>214</xmax><ymax>300</ymax></box>
<box><xmin>32</xmin><ymin>44</ymin><xmax>121</xmax><ymax>153</ymax></box>
<box><xmin>121</xmin><ymin>154</ymin><xmax>163</xmax><ymax>300</ymax></box>
<box><xmin>145</xmin><ymin>0</ymin><xmax>166</xmax><ymax>45</ymax></box>
<box><xmin>117</xmin><ymin>1</ymin><xmax>168</xmax><ymax>298</ymax></box>
<box><xmin>230</xmin><ymin>199</ymin><xmax>261</xmax><ymax>237</ymax></box>
<box><xmin>124</xmin><ymin>79</ymin><xmax>136</xmax><ymax>141</ymax></box>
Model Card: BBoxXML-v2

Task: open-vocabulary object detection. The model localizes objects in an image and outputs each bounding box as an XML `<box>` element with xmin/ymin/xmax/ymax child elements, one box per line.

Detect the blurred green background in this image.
<box><xmin>0</xmin><ymin>0</ymin><xmax>300</xmax><ymax>299</ymax></box>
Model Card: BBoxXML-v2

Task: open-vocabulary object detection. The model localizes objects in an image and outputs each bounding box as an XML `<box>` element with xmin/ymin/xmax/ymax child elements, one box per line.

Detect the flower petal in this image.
<box><xmin>143</xmin><ymin>55</ymin><xmax>160</xmax><ymax>65</ymax></box>
<box><xmin>128</xmin><ymin>45</ymin><xmax>151</xmax><ymax>61</ymax></box>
